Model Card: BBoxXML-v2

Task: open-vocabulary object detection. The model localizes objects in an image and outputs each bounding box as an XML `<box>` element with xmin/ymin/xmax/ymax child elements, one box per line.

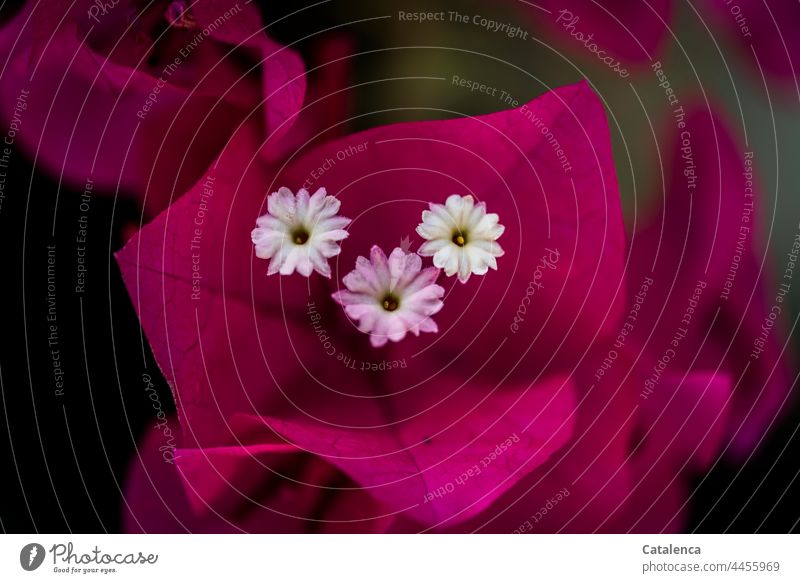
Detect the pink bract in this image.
<box><xmin>0</xmin><ymin>0</ymin><xmax>305</xmax><ymax>215</ymax></box>
<box><xmin>627</xmin><ymin>104</ymin><xmax>792</xmax><ymax>459</ymax></box>
<box><xmin>118</xmin><ymin>81</ymin><xmax>626</xmax><ymax>531</ymax></box>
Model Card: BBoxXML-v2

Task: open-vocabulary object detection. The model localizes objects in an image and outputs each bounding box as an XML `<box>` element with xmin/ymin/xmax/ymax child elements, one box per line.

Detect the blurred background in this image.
<box><xmin>0</xmin><ymin>0</ymin><xmax>798</xmax><ymax>532</ymax></box>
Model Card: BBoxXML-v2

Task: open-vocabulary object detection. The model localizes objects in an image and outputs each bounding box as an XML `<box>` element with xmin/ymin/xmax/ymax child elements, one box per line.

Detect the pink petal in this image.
<box><xmin>253</xmin><ymin>375</ymin><xmax>576</xmax><ymax>528</ymax></box>
<box><xmin>445</xmin><ymin>353</ymin><xmax>729</xmax><ymax>533</ymax></box>
<box><xmin>271</xmin><ymin>33</ymin><xmax>355</xmax><ymax>154</ymax></box>
<box><xmin>0</xmin><ymin>1</ymin><xmax>305</xmax><ymax>214</ymax></box>
<box><xmin>418</xmin><ymin>345</ymin><xmax>640</xmax><ymax>533</ymax></box>
<box><xmin>617</xmin><ymin>373</ymin><xmax>731</xmax><ymax>532</ymax></box>
<box><xmin>628</xmin><ymin>104</ymin><xmax>792</xmax><ymax>459</ymax></box>
<box><xmin>639</xmin><ymin>373</ymin><xmax>731</xmax><ymax>471</ymax></box>
<box><xmin>122</xmin><ymin>416</ymin><xmax>196</xmax><ymax>533</ymax></box>
<box><xmin>122</xmin><ymin>416</ymin><xmax>391</xmax><ymax>532</ymax></box>
<box><xmin>529</xmin><ymin>0</ymin><xmax>672</xmax><ymax>68</ymax></box>
<box><xmin>703</xmin><ymin>0</ymin><xmax>800</xmax><ymax>87</ymax></box>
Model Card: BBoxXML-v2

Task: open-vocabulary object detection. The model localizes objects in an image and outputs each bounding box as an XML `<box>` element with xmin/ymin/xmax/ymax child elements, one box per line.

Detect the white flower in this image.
<box><xmin>251</xmin><ymin>187</ymin><xmax>350</xmax><ymax>278</ymax></box>
<box><xmin>416</xmin><ymin>194</ymin><xmax>505</xmax><ymax>283</ymax></box>
<box><xmin>332</xmin><ymin>246</ymin><xmax>445</xmax><ymax>348</ymax></box>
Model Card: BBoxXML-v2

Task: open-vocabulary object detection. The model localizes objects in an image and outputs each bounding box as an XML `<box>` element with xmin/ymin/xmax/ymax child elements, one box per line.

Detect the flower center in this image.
<box><xmin>452</xmin><ymin>230</ymin><xmax>467</xmax><ymax>247</ymax></box>
<box><xmin>381</xmin><ymin>293</ymin><xmax>400</xmax><ymax>312</ymax></box>
<box><xmin>291</xmin><ymin>227</ymin><xmax>310</xmax><ymax>245</ymax></box>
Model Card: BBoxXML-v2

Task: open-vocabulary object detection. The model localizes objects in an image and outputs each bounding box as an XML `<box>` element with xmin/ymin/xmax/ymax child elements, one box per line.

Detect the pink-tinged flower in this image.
<box><xmin>522</xmin><ymin>0</ymin><xmax>799</xmax><ymax>90</ymax></box>
<box><xmin>0</xmin><ymin>0</ymin><xmax>305</xmax><ymax>215</ymax></box>
<box><xmin>332</xmin><ymin>246</ymin><xmax>444</xmax><ymax>347</ymax></box>
<box><xmin>626</xmin><ymin>103</ymin><xmax>792</xmax><ymax>460</ymax></box>
<box><xmin>417</xmin><ymin>194</ymin><xmax>505</xmax><ymax>283</ymax></box>
<box><xmin>252</xmin><ymin>187</ymin><xmax>350</xmax><ymax>278</ymax></box>
<box><xmin>117</xmin><ymin>82</ymin><xmax>635</xmax><ymax>532</ymax></box>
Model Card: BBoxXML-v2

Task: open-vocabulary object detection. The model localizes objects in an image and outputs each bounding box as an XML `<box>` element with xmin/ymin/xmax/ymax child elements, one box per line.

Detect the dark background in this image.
<box><xmin>1</xmin><ymin>0</ymin><xmax>798</xmax><ymax>532</ymax></box>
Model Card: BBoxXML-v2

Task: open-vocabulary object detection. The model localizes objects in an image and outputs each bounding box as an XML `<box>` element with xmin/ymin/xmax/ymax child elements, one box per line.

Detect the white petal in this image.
<box><xmin>433</xmin><ymin>247</ymin><xmax>459</xmax><ymax>276</ymax></box>
<box><xmin>418</xmin><ymin>210</ymin><xmax>453</xmax><ymax>237</ymax></box>
<box><xmin>418</xmin><ymin>239</ymin><xmax>449</xmax><ymax>256</ymax></box>
<box><xmin>307</xmin><ymin>187</ymin><xmax>329</xmax><ymax>217</ymax></box>
<box><xmin>278</xmin><ymin>248</ymin><xmax>301</xmax><ymax>275</ymax></box>
<box><xmin>295</xmin><ymin>188</ymin><xmax>311</xmax><ymax>221</ymax></box>
<box><xmin>267</xmin><ymin>245</ymin><xmax>292</xmax><ymax>275</ymax></box>
<box><xmin>267</xmin><ymin>187</ymin><xmax>296</xmax><ymax>221</ymax></box>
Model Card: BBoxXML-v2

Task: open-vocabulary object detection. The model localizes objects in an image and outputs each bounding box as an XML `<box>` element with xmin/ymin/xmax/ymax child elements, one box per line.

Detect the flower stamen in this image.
<box><xmin>382</xmin><ymin>294</ymin><xmax>400</xmax><ymax>312</ymax></box>
<box><xmin>452</xmin><ymin>231</ymin><xmax>467</xmax><ymax>247</ymax></box>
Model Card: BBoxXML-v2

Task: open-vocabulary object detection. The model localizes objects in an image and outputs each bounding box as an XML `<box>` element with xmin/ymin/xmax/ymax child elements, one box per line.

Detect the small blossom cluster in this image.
<box><xmin>252</xmin><ymin>188</ymin><xmax>505</xmax><ymax>347</ymax></box>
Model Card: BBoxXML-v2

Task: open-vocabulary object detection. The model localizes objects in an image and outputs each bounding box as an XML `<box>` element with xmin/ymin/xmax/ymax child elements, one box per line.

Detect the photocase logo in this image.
<box><xmin>20</xmin><ymin>543</ymin><xmax>46</xmax><ymax>571</ymax></box>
